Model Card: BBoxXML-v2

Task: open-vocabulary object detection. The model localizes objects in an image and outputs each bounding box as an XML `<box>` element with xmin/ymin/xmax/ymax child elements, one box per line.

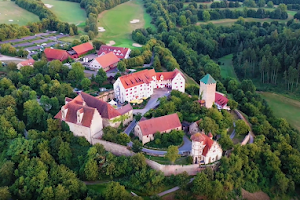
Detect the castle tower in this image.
<box><xmin>199</xmin><ymin>74</ymin><xmax>216</xmax><ymax>108</ymax></box>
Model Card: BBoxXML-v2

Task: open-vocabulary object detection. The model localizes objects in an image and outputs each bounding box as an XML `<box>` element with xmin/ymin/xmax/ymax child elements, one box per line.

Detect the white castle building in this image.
<box><xmin>114</xmin><ymin>69</ymin><xmax>185</xmax><ymax>103</ymax></box>
<box><xmin>190</xmin><ymin>132</ymin><xmax>222</xmax><ymax>164</ymax></box>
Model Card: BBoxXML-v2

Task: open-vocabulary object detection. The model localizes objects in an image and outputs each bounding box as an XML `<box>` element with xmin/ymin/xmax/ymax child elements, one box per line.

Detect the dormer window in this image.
<box><xmin>77</xmin><ymin>108</ymin><xmax>84</xmax><ymax>124</ymax></box>
<box><xmin>160</xmin><ymin>75</ymin><xmax>164</xmax><ymax>80</ymax></box>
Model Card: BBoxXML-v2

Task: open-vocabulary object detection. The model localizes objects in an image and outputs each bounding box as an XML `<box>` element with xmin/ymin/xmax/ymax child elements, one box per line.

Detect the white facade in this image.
<box><xmin>89</xmin><ymin>59</ymin><xmax>102</xmax><ymax>70</ymax></box>
<box><xmin>191</xmin><ymin>140</ymin><xmax>222</xmax><ymax>164</ymax></box>
<box><xmin>114</xmin><ymin>70</ymin><xmax>185</xmax><ymax>103</ymax></box>
<box><xmin>200</xmin><ymin>81</ymin><xmax>216</xmax><ymax>109</ymax></box>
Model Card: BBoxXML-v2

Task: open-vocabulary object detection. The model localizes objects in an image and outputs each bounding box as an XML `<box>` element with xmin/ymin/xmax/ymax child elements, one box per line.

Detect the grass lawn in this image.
<box><xmin>260</xmin><ymin>92</ymin><xmax>300</xmax><ymax>131</ymax></box>
<box><xmin>0</xmin><ymin>0</ymin><xmax>39</xmax><ymax>26</ymax></box>
<box><xmin>217</xmin><ymin>54</ymin><xmax>239</xmax><ymax>80</ymax></box>
<box><xmin>96</xmin><ymin>0</ymin><xmax>155</xmax><ymax>48</ymax></box>
<box><xmin>41</xmin><ymin>0</ymin><xmax>86</xmax><ymax>24</ymax></box>
<box><xmin>145</xmin><ymin>155</ymin><xmax>190</xmax><ymax>165</ymax></box>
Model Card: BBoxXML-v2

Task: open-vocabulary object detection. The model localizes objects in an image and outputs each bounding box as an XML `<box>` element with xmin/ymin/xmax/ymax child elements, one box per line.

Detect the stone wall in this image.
<box><xmin>96</xmin><ymin>90</ymin><xmax>115</xmax><ymax>102</ymax></box>
<box><xmin>91</xmin><ymin>138</ymin><xmax>134</xmax><ymax>156</ymax></box>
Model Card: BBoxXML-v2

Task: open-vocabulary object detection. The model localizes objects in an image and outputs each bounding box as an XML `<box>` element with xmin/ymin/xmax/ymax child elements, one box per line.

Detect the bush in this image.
<box><xmin>187</xmin><ymin>156</ymin><xmax>193</xmax><ymax>164</ymax></box>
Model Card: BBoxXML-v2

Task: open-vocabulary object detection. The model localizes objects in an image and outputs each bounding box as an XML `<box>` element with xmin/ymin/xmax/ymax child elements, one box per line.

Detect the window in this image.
<box><xmin>126</xmin><ymin>90</ymin><xmax>128</xmax><ymax>92</ymax></box>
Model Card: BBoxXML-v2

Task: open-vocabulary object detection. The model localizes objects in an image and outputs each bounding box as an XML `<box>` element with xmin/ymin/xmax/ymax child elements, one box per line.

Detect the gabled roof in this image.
<box><xmin>72</xmin><ymin>42</ymin><xmax>94</xmax><ymax>55</ymax></box>
<box><xmin>19</xmin><ymin>59</ymin><xmax>35</xmax><ymax>67</ymax></box>
<box><xmin>80</xmin><ymin>92</ymin><xmax>121</xmax><ymax>119</ymax></box>
<box><xmin>95</xmin><ymin>52</ymin><xmax>119</xmax><ymax>68</ymax></box>
<box><xmin>215</xmin><ymin>93</ymin><xmax>228</xmax><ymax>107</ymax></box>
<box><xmin>54</xmin><ymin>103</ymin><xmax>96</xmax><ymax>127</ymax></box>
<box><xmin>191</xmin><ymin>133</ymin><xmax>214</xmax><ymax>156</ymax></box>
<box><xmin>119</xmin><ymin>69</ymin><xmax>156</xmax><ymax>89</ymax></box>
<box><xmin>44</xmin><ymin>48</ymin><xmax>69</xmax><ymax>61</ymax></box>
<box><xmin>138</xmin><ymin>113</ymin><xmax>181</xmax><ymax>136</ymax></box>
<box><xmin>98</xmin><ymin>45</ymin><xmax>130</xmax><ymax>59</ymax></box>
<box><xmin>200</xmin><ymin>74</ymin><xmax>216</xmax><ymax>84</ymax></box>
<box><xmin>156</xmin><ymin>69</ymin><xmax>181</xmax><ymax>80</ymax></box>
<box><xmin>117</xmin><ymin>104</ymin><xmax>133</xmax><ymax>115</ymax></box>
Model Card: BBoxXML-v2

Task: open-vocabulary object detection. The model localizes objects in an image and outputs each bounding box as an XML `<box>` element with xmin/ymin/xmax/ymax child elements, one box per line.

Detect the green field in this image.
<box><xmin>197</xmin><ymin>8</ymin><xmax>296</xmax><ymax>26</ymax></box>
<box><xmin>41</xmin><ymin>0</ymin><xmax>86</xmax><ymax>24</ymax></box>
<box><xmin>260</xmin><ymin>92</ymin><xmax>300</xmax><ymax>131</ymax></box>
<box><xmin>0</xmin><ymin>0</ymin><xmax>39</xmax><ymax>25</ymax></box>
<box><xmin>217</xmin><ymin>54</ymin><xmax>238</xmax><ymax>80</ymax></box>
<box><xmin>96</xmin><ymin>0</ymin><xmax>155</xmax><ymax>48</ymax></box>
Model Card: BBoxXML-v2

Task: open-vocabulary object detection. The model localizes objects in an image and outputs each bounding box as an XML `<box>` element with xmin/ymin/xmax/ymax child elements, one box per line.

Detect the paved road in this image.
<box><xmin>124</xmin><ymin>119</ymin><xmax>137</xmax><ymax>135</ymax></box>
<box><xmin>84</xmin><ymin>68</ymin><xmax>118</xmax><ymax>78</ymax></box>
<box><xmin>178</xmin><ymin>135</ymin><xmax>192</xmax><ymax>153</ymax></box>
<box><xmin>0</xmin><ymin>55</ymin><xmax>26</xmax><ymax>62</ymax></box>
<box><xmin>230</xmin><ymin>122</ymin><xmax>236</xmax><ymax>139</ymax></box>
<box><xmin>143</xmin><ymin>52</ymin><xmax>154</xmax><ymax>67</ymax></box>
<box><xmin>157</xmin><ymin>178</ymin><xmax>195</xmax><ymax>197</ymax></box>
<box><xmin>133</xmin><ymin>88</ymin><xmax>171</xmax><ymax>116</ymax></box>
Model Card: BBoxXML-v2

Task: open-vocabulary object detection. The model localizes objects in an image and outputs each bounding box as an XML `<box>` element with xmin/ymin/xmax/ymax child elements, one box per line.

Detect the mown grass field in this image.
<box><xmin>197</xmin><ymin>8</ymin><xmax>296</xmax><ymax>26</ymax></box>
<box><xmin>41</xmin><ymin>0</ymin><xmax>86</xmax><ymax>24</ymax></box>
<box><xmin>260</xmin><ymin>92</ymin><xmax>300</xmax><ymax>131</ymax></box>
<box><xmin>96</xmin><ymin>0</ymin><xmax>155</xmax><ymax>48</ymax></box>
<box><xmin>217</xmin><ymin>54</ymin><xmax>239</xmax><ymax>80</ymax></box>
<box><xmin>0</xmin><ymin>0</ymin><xmax>39</xmax><ymax>25</ymax></box>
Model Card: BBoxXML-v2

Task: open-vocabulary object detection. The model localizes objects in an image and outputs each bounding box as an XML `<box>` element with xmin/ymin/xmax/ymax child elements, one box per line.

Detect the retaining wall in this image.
<box><xmin>92</xmin><ymin>138</ymin><xmax>134</xmax><ymax>156</ymax></box>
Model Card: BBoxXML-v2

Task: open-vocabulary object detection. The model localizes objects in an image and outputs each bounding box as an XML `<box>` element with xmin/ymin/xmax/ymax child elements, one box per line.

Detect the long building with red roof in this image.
<box><xmin>98</xmin><ymin>45</ymin><xmax>131</xmax><ymax>59</ymax></box>
<box><xmin>54</xmin><ymin>92</ymin><xmax>133</xmax><ymax>143</ymax></box>
<box><xmin>113</xmin><ymin>69</ymin><xmax>185</xmax><ymax>103</ymax></box>
<box><xmin>134</xmin><ymin>113</ymin><xmax>182</xmax><ymax>144</ymax></box>
<box><xmin>44</xmin><ymin>48</ymin><xmax>69</xmax><ymax>62</ymax></box>
<box><xmin>68</xmin><ymin>42</ymin><xmax>94</xmax><ymax>58</ymax></box>
<box><xmin>190</xmin><ymin>132</ymin><xmax>222</xmax><ymax>164</ymax></box>
<box><xmin>89</xmin><ymin>52</ymin><xmax>120</xmax><ymax>71</ymax></box>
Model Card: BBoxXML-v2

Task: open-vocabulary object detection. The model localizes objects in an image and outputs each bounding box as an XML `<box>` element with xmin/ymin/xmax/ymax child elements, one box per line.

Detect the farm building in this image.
<box><xmin>68</xmin><ymin>42</ymin><xmax>94</xmax><ymax>58</ymax></box>
<box><xmin>44</xmin><ymin>48</ymin><xmax>69</xmax><ymax>62</ymax></box>
<box><xmin>98</xmin><ymin>45</ymin><xmax>131</xmax><ymax>59</ymax></box>
<box><xmin>114</xmin><ymin>69</ymin><xmax>185</xmax><ymax>103</ymax></box>
<box><xmin>134</xmin><ymin>113</ymin><xmax>182</xmax><ymax>145</ymax></box>
<box><xmin>17</xmin><ymin>59</ymin><xmax>35</xmax><ymax>70</ymax></box>
<box><xmin>89</xmin><ymin>52</ymin><xmax>119</xmax><ymax>71</ymax></box>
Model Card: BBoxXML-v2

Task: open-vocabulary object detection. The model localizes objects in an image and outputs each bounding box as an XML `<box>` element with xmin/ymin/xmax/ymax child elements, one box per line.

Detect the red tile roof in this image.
<box><xmin>156</xmin><ymin>69</ymin><xmax>181</xmax><ymax>80</ymax></box>
<box><xmin>44</xmin><ymin>48</ymin><xmax>69</xmax><ymax>61</ymax></box>
<box><xmin>72</xmin><ymin>42</ymin><xmax>94</xmax><ymax>56</ymax></box>
<box><xmin>54</xmin><ymin>103</ymin><xmax>96</xmax><ymax>127</ymax></box>
<box><xmin>98</xmin><ymin>45</ymin><xmax>130</xmax><ymax>59</ymax></box>
<box><xmin>80</xmin><ymin>92</ymin><xmax>121</xmax><ymax>119</ymax></box>
<box><xmin>215</xmin><ymin>93</ymin><xmax>228</xmax><ymax>107</ymax></box>
<box><xmin>191</xmin><ymin>133</ymin><xmax>214</xmax><ymax>156</ymax></box>
<box><xmin>138</xmin><ymin>113</ymin><xmax>181</xmax><ymax>136</ymax></box>
<box><xmin>119</xmin><ymin>69</ymin><xmax>156</xmax><ymax>89</ymax></box>
<box><xmin>95</xmin><ymin>52</ymin><xmax>119</xmax><ymax>69</ymax></box>
<box><xmin>19</xmin><ymin>59</ymin><xmax>35</xmax><ymax>66</ymax></box>
<box><xmin>117</xmin><ymin>104</ymin><xmax>133</xmax><ymax>115</ymax></box>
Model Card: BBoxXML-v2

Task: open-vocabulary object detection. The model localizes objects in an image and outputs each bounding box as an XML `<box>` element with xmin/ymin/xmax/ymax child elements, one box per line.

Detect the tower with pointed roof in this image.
<box><xmin>199</xmin><ymin>74</ymin><xmax>216</xmax><ymax>108</ymax></box>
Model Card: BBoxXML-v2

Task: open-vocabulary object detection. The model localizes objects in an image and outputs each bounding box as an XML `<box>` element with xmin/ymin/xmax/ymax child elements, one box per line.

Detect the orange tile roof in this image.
<box><xmin>119</xmin><ymin>69</ymin><xmax>156</xmax><ymax>89</ymax></box>
<box><xmin>156</xmin><ymin>69</ymin><xmax>181</xmax><ymax>80</ymax></box>
<box><xmin>95</xmin><ymin>52</ymin><xmax>119</xmax><ymax>68</ymax></box>
<box><xmin>138</xmin><ymin>113</ymin><xmax>181</xmax><ymax>136</ymax></box>
<box><xmin>72</xmin><ymin>42</ymin><xmax>94</xmax><ymax>56</ymax></box>
<box><xmin>191</xmin><ymin>133</ymin><xmax>214</xmax><ymax>156</ymax></box>
<box><xmin>44</xmin><ymin>48</ymin><xmax>69</xmax><ymax>61</ymax></box>
<box><xmin>19</xmin><ymin>59</ymin><xmax>35</xmax><ymax>66</ymax></box>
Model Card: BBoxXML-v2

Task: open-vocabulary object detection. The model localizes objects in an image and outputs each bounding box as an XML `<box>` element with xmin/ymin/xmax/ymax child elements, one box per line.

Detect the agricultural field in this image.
<box><xmin>96</xmin><ymin>0</ymin><xmax>155</xmax><ymax>48</ymax></box>
<box><xmin>260</xmin><ymin>92</ymin><xmax>300</xmax><ymax>131</ymax></box>
<box><xmin>0</xmin><ymin>0</ymin><xmax>39</xmax><ymax>25</ymax></box>
<box><xmin>41</xmin><ymin>0</ymin><xmax>86</xmax><ymax>24</ymax></box>
<box><xmin>217</xmin><ymin>54</ymin><xmax>239</xmax><ymax>80</ymax></box>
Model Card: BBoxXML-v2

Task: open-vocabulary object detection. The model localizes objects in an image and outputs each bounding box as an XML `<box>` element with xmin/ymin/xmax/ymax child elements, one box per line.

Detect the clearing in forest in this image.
<box><xmin>217</xmin><ymin>54</ymin><xmax>238</xmax><ymax>80</ymax></box>
<box><xmin>0</xmin><ymin>0</ymin><xmax>39</xmax><ymax>26</ymax></box>
<box><xmin>41</xmin><ymin>0</ymin><xmax>86</xmax><ymax>24</ymax></box>
<box><xmin>260</xmin><ymin>92</ymin><xmax>300</xmax><ymax>131</ymax></box>
<box><xmin>96</xmin><ymin>0</ymin><xmax>155</xmax><ymax>48</ymax></box>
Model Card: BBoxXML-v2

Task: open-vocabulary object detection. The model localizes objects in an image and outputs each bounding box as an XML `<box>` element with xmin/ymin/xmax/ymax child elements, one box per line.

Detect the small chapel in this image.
<box><xmin>190</xmin><ymin>132</ymin><xmax>223</xmax><ymax>164</ymax></box>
